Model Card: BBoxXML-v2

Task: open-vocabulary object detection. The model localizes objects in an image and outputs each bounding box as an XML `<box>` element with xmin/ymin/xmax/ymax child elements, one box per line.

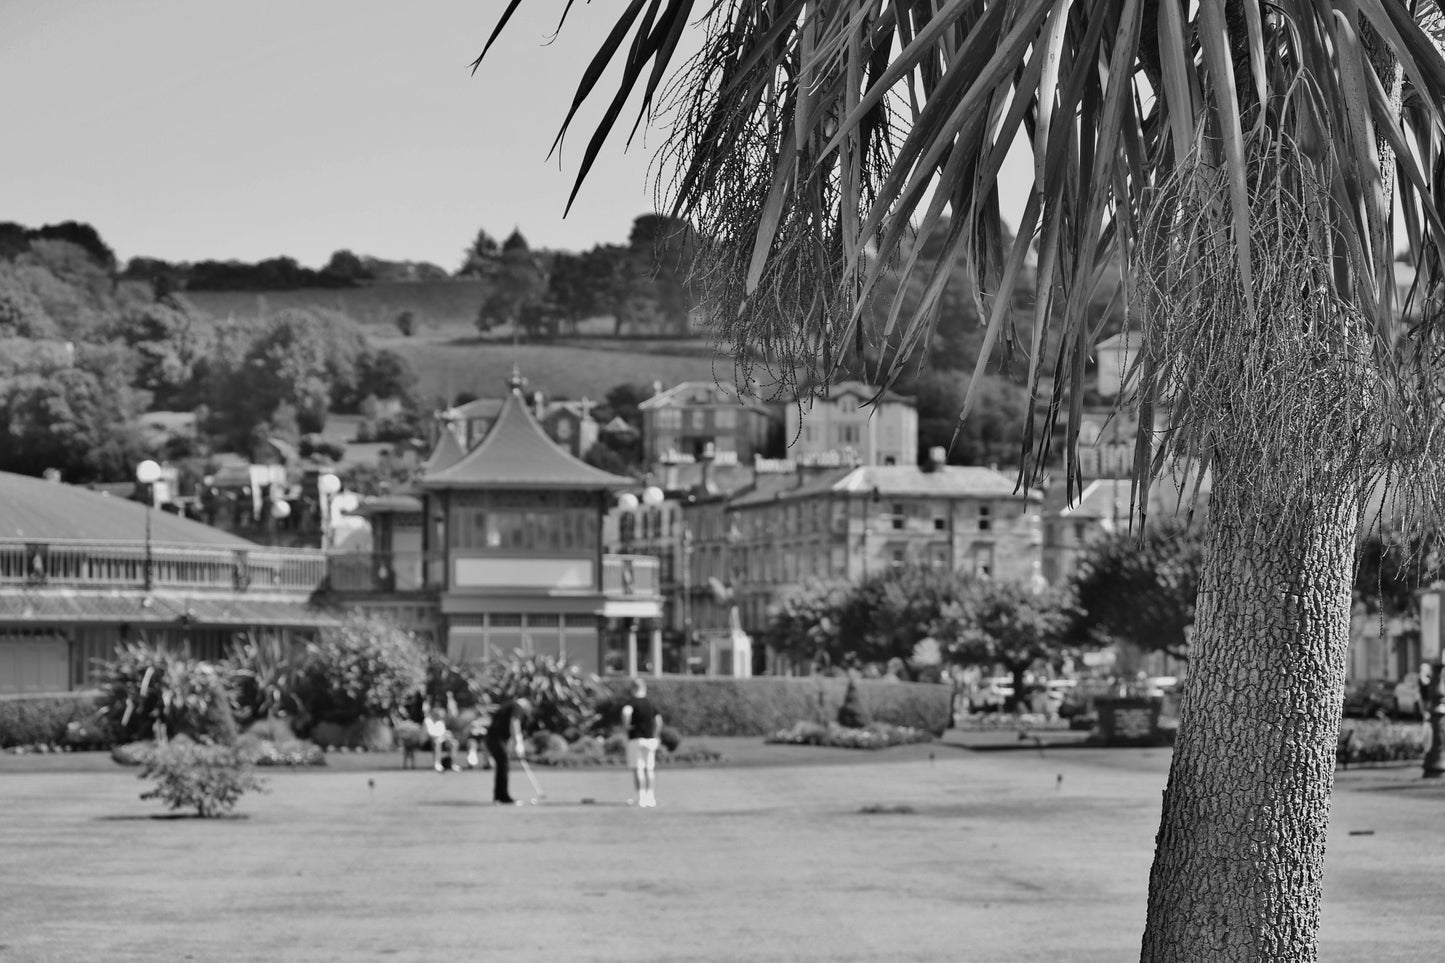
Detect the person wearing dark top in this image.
<box><xmin>620</xmin><ymin>679</ymin><xmax>663</xmax><ymax>808</ymax></box>
<box><xmin>484</xmin><ymin>698</ymin><xmax>532</xmax><ymax>805</ymax></box>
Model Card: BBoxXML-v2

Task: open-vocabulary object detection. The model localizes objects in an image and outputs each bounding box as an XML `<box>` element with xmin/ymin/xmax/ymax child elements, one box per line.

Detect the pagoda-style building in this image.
<box><xmin>327</xmin><ymin>381</ymin><xmax>664</xmax><ymax>676</ymax></box>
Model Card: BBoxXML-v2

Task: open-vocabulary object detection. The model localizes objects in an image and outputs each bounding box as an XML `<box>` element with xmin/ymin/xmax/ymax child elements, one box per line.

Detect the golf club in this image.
<box><xmin>518</xmin><ymin>758</ymin><xmax>546</xmax><ymax>803</ymax></box>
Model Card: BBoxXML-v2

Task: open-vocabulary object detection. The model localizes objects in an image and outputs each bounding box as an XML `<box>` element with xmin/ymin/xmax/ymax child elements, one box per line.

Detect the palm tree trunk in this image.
<box><xmin>1140</xmin><ymin>472</ymin><xmax>1357</xmax><ymax>962</ymax></box>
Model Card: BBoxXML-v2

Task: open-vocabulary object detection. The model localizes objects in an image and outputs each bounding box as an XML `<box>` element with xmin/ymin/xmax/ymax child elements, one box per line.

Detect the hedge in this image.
<box><xmin>598</xmin><ymin>677</ymin><xmax>952</xmax><ymax>737</ymax></box>
<box><xmin>0</xmin><ymin>690</ymin><xmax>112</xmax><ymax>749</ymax></box>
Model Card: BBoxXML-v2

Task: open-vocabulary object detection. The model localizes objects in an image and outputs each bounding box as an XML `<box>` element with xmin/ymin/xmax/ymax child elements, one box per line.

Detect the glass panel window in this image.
<box><xmin>978</xmin><ymin>504</ymin><xmax>993</xmax><ymax>532</ymax></box>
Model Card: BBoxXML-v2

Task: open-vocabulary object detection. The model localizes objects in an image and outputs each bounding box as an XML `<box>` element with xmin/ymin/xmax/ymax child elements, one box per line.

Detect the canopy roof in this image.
<box><xmin>421</xmin><ymin>391</ymin><xmax>633</xmax><ymax>491</ymax></box>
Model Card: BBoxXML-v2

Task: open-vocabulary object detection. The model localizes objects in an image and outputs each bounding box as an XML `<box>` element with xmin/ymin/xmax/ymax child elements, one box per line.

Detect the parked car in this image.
<box><xmin>1342</xmin><ymin>678</ymin><xmax>1397</xmax><ymax>718</ymax></box>
<box><xmin>1394</xmin><ymin>674</ymin><xmax>1423</xmax><ymax>718</ymax></box>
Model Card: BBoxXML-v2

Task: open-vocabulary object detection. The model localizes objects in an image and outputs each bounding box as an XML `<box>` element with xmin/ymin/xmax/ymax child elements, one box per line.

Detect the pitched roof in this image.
<box><xmin>729</xmin><ymin>464</ymin><xmax>1030</xmax><ymax>509</ymax></box>
<box><xmin>0</xmin><ymin>472</ymin><xmax>256</xmax><ymax>547</ymax></box>
<box><xmin>815</xmin><ymin>379</ymin><xmax>912</xmax><ymax>406</ymax></box>
<box><xmin>420</xmin><ymin>391</ymin><xmax>633</xmax><ymax>490</ymax></box>
<box><xmin>639</xmin><ymin>380</ymin><xmax>774</xmax><ymax>414</ymax></box>
<box><xmin>421</xmin><ymin>429</ymin><xmax>466</xmax><ymax>474</ymax></box>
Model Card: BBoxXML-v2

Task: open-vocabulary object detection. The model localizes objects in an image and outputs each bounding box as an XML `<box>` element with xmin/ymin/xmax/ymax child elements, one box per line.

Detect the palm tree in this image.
<box><xmin>478</xmin><ymin>3</ymin><xmax>1445</xmax><ymax>960</ymax></box>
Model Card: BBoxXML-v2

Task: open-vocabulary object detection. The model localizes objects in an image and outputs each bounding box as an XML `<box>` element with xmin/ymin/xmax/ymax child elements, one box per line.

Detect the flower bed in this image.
<box><xmin>529</xmin><ymin>731</ymin><xmax>725</xmax><ymax>767</ymax></box>
<box><xmin>766</xmin><ymin>720</ymin><xmax>935</xmax><ymax>750</ymax></box>
<box><xmin>1337</xmin><ymin>719</ymin><xmax>1429</xmax><ymax>767</ymax></box>
<box><xmin>953</xmin><ymin>713</ymin><xmax>1073</xmax><ymax>732</ymax></box>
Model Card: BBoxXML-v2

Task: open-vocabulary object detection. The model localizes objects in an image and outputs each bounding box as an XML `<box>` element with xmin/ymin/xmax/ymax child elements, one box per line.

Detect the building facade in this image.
<box><xmin>0</xmin><ymin>472</ymin><xmax>330</xmax><ymax>694</ymax></box>
<box><xmin>639</xmin><ymin>380</ymin><xmax>779</xmax><ymax>464</ymax></box>
<box><xmin>328</xmin><ymin>388</ymin><xmax>664</xmax><ymax>677</ymax></box>
<box><xmin>784</xmin><ymin>380</ymin><xmax>918</xmax><ymax>467</ymax></box>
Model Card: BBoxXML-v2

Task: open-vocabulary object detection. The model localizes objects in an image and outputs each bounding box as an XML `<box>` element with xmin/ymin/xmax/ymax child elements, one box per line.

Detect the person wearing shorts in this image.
<box><xmin>620</xmin><ymin>679</ymin><xmax>662</xmax><ymax>808</ymax></box>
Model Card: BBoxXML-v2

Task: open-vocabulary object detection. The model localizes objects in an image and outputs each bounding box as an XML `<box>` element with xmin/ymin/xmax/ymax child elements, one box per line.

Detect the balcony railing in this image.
<box><xmin>325</xmin><ymin>551</ymin><xmax>661</xmax><ymax>598</ymax></box>
<box><xmin>327</xmin><ymin>552</ymin><xmax>435</xmax><ymax>594</ymax></box>
<box><xmin>0</xmin><ymin>538</ymin><xmax>327</xmax><ymax>594</ymax></box>
<box><xmin>601</xmin><ymin>554</ymin><xmax>660</xmax><ymax>597</ymax></box>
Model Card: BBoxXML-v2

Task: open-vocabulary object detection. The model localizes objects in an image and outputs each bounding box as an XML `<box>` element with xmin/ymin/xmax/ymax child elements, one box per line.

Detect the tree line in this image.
<box><xmin>0</xmin><ymin>222</ymin><xmax>421</xmax><ymax>486</ymax></box>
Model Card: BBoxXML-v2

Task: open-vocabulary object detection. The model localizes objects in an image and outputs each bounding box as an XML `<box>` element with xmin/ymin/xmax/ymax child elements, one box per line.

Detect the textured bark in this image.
<box><xmin>1139</xmin><ymin>475</ymin><xmax>1357</xmax><ymax>963</ymax></box>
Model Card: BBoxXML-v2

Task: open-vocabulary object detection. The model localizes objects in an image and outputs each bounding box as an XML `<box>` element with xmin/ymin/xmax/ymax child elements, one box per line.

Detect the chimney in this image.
<box><xmin>533</xmin><ymin>389</ymin><xmax>545</xmax><ymax>418</ymax></box>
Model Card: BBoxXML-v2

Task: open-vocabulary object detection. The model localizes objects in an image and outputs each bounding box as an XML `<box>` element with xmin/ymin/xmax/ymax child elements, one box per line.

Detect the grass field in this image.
<box><xmin>375</xmin><ymin>335</ymin><xmax>737</xmax><ymax>405</ymax></box>
<box><xmin>0</xmin><ymin>737</ymin><xmax>1435</xmax><ymax>962</ymax></box>
<box><xmin>182</xmin><ymin>282</ymin><xmax>738</xmax><ymax>404</ymax></box>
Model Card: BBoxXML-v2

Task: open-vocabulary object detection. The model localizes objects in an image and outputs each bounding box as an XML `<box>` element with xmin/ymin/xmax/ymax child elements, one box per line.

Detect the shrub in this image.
<box><xmin>137</xmin><ymin>736</ymin><xmax>268</xmax><ymax>817</ymax></box>
<box><xmin>837</xmin><ymin>678</ymin><xmax>872</xmax><ymax>729</ymax></box>
<box><xmin>299</xmin><ymin>613</ymin><xmax>427</xmax><ymax>727</ymax></box>
<box><xmin>0</xmin><ymin>691</ymin><xmax>111</xmax><ymax>749</ymax></box>
<box><xmin>96</xmin><ymin>643</ymin><xmax>238</xmax><ymax>745</ymax></box>
<box><xmin>482</xmin><ymin>651</ymin><xmax>605</xmax><ymax>736</ymax></box>
<box><xmin>225</xmin><ymin>632</ymin><xmax>307</xmax><ymax>727</ymax></box>
<box><xmin>598</xmin><ymin>677</ymin><xmax>952</xmax><ymax>736</ymax></box>
<box><xmin>659</xmin><ymin>725</ymin><xmax>682</xmax><ymax>752</ymax></box>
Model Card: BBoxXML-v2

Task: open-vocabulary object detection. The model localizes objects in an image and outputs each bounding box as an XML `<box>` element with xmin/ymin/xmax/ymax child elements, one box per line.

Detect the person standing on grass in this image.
<box><xmin>620</xmin><ymin>679</ymin><xmax>662</xmax><ymax>808</ymax></box>
<box><xmin>484</xmin><ymin>697</ymin><xmax>532</xmax><ymax>805</ymax></box>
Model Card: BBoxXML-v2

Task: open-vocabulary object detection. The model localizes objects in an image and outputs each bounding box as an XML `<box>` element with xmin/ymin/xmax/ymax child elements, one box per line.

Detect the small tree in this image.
<box><xmin>940</xmin><ymin>581</ymin><xmax>1079</xmax><ymax>712</ymax></box>
<box><xmin>1069</xmin><ymin>523</ymin><xmax>1203</xmax><ymax>663</ymax></box>
<box><xmin>837</xmin><ymin>677</ymin><xmax>872</xmax><ymax>729</ymax></box>
<box><xmin>97</xmin><ymin>641</ymin><xmax>238</xmax><ymax>745</ymax></box>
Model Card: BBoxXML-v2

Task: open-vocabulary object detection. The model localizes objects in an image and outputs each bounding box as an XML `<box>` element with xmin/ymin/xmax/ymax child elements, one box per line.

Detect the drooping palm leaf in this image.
<box><xmin>477</xmin><ymin>0</ymin><xmax>1445</xmax><ymax>508</ymax></box>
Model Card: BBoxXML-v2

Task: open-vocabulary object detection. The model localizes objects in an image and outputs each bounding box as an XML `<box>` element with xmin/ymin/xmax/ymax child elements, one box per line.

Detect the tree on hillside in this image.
<box><xmin>0</xmin><ymin>366</ymin><xmax>149</xmax><ymax>482</ymax></box>
<box><xmin>936</xmin><ymin>580</ymin><xmax>1078</xmax><ymax>710</ymax></box>
<box><xmin>909</xmin><ymin>369</ymin><xmax>1030</xmax><ymax>468</ymax></box>
<box><xmin>477</xmin><ymin>230</ymin><xmax>546</xmax><ymax>335</ymax></box>
<box><xmin>456</xmin><ymin>228</ymin><xmax>501</xmax><ymax>278</ymax></box>
<box><xmin>480</xmin><ymin>4</ymin><xmax>1445</xmax><ymax>957</ymax></box>
<box><xmin>106</xmin><ymin>301</ymin><xmax>205</xmax><ymax>411</ymax></box>
<box><xmin>628</xmin><ymin>213</ymin><xmax>697</xmax><ymax>334</ymax></box>
<box><xmin>1069</xmin><ymin>523</ymin><xmax>1204</xmax><ymax>663</ymax></box>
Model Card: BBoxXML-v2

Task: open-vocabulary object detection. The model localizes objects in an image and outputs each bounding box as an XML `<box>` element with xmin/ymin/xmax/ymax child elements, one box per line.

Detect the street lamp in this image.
<box><xmin>135</xmin><ymin>459</ymin><xmax>161</xmax><ymax>591</ymax></box>
<box><xmin>317</xmin><ymin>473</ymin><xmax>341</xmax><ymax>551</ymax></box>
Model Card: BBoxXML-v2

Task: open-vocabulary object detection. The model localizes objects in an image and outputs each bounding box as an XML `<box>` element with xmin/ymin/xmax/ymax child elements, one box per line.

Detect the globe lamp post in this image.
<box><xmin>135</xmin><ymin>460</ymin><xmax>162</xmax><ymax>591</ymax></box>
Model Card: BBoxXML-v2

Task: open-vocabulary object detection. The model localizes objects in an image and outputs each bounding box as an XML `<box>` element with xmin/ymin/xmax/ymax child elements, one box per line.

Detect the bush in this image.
<box><xmin>96</xmin><ymin>643</ymin><xmax>238</xmax><ymax>745</ymax></box>
<box><xmin>837</xmin><ymin>678</ymin><xmax>872</xmax><ymax>729</ymax></box>
<box><xmin>137</xmin><ymin>736</ymin><xmax>268</xmax><ymax>817</ymax></box>
<box><xmin>598</xmin><ymin>677</ymin><xmax>952</xmax><ymax>736</ymax></box>
<box><xmin>0</xmin><ymin>690</ymin><xmax>111</xmax><ymax>749</ymax></box>
<box><xmin>482</xmin><ymin>651</ymin><xmax>605</xmax><ymax>736</ymax></box>
<box><xmin>225</xmin><ymin>632</ymin><xmax>307</xmax><ymax>728</ymax></box>
<box><xmin>299</xmin><ymin>614</ymin><xmax>427</xmax><ymax>727</ymax></box>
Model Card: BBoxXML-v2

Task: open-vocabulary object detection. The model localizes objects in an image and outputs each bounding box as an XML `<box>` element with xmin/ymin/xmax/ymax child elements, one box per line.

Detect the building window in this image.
<box><xmin>933</xmin><ymin>516</ymin><xmax>947</xmax><ymax>531</ymax></box>
<box><xmin>1074</xmin><ymin>522</ymin><xmax>1088</xmax><ymax>541</ymax></box>
<box><xmin>839</xmin><ymin>395</ymin><xmax>858</xmax><ymax>412</ymax></box>
<box><xmin>930</xmin><ymin>544</ymin><xmax>950</xmax><ymax>569</ymax></box>
<box><xmin>973</xmin><ymin>544</ymin><xmax>994</xmax><ymax>577</ymax></box>
<box><xmin>978</xmin><ymin>504</ymin><xmax>992</xmax><ymax>532</ymax></box>
<box><xmin>555</xmin><ymin>419</ymin><xmax>572</xmax><ymax>439</ymax></box>
<box><xmin>715</xmin><ymin>408</ymin><xmax>736</xmax><ymax>428</ymax></box>
<box><xmin>655</xmin><ymin>408</ymin><xmax>681</xmax><ymax>429</ymax></box>
<box><xmin>891</xmin><ymin>549</ymin><xmax>905</xmax><ymax>568</ymax></box>
<box><xmin>839</xmin><ymin>424</ymin><xmax>860</xmax><ymax>445</ymax></box>
<box><xmin>690</xmin><ymin>410</ymin><xmax>707</xmax><ymax>430</ymax></box>
<box><xmin>891</xmin><ymin>503</ymin><xmax>905</xmax><ymax>530</ymax></box>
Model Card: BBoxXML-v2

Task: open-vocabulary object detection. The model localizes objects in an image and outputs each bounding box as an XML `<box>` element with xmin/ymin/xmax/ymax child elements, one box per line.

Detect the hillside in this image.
<box><xmin>184</xmin><ymin>280</ymin><xmax>490</xmax><ymax>335</ymax></box>
<box><xmin>375</xmin><ymin>335</ymin><xmax>734</xmax><ymax>404</ymax></box>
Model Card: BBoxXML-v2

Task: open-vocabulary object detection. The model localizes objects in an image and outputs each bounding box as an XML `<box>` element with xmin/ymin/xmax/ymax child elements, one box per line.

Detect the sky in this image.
<box><xmin>0</xmin><ymin>1</ymin><xmax>690</xmax><ymax>271</ymax></box>
<box><xmin>0</xmin><ymin>2</ymin><xmax>1035</xmax><ymax>273</ymax></box>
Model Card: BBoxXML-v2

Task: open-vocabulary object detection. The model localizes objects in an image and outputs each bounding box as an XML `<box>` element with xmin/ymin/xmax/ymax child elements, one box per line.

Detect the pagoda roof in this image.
<box><xmin>421</xmin><ymin>429</ymin><xmax>466</xmax><ymax>474</ymax></box>
<box><xmin>420</xmin><ymin>391</ymin><xmax>633</xmax><ymax>491</ymax></box>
